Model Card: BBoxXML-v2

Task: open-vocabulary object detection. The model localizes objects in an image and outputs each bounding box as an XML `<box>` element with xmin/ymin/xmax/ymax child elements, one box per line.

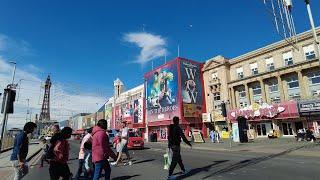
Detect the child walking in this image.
<box><xmin>39</xmin><ymin>139</ymin><xmax>49</xmax><ymax>168</ymax></box>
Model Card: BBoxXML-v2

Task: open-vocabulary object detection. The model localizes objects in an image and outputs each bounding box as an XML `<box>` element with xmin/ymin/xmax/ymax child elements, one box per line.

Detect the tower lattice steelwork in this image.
<box><xmin>39</xmin><ymin>75</ymin><xmax>51</xmax><ymax>121</ymax></box>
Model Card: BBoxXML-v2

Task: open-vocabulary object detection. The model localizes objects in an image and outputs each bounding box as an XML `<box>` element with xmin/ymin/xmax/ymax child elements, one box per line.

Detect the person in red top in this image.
<box><xmin>49</xmin><ymin>127</ymin><xmax>73</xmax><ymax>180</ymax></box>
<box><xmin>92</xmin><ymin>119</ymin><xmax>117</xmax><ymax>180</ymax></box>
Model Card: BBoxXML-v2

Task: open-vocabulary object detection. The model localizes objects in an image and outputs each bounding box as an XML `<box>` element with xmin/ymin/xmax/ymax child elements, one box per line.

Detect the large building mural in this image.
<box><xmin>145</xmin><ymin>62</ymin><xmax>180</xmax><ymax>122</ymax></box>
<box><xmin>180</xmin><ymin>59</ymin><xmax>203</xmax><ymax>118</ymax></box>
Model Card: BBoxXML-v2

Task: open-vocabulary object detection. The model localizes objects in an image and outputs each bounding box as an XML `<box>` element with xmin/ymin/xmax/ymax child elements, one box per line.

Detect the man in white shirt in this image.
<box><xmin>74</xmin><ymin>128</ymin><xmax>93</xmax><ymax>179</ymax></box>
<box><xmin>111</xmin><ymin>122</ymin><xmax>132</xmax><ymax>166</ymax></box>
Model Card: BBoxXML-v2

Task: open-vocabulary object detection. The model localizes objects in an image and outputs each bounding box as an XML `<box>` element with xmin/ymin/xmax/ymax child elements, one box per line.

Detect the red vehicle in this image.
<box><xmin>113</xmin><ymin>131</ymin><xmax>144</xmax><ymax>149</ymax></box>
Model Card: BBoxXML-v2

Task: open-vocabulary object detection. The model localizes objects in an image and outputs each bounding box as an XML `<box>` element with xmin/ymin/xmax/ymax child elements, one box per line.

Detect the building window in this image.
<box><xmin>283</xmin><ymin>51</ymin><xmax>294</xmax><ymax>66</ymax></box>
<box><xmin>268</xmin><ymin>82</ymin><xmax>278</xmax><ymax>93</ymax></box>
<box><xmin>303</xmin><ymin>44</ymin><xmax>316</xmax><ymax>60</ymax></box>
<box><xmin>240</xmin><ymin>101</ymin><xmax>248</xmax><ymax>108</ymax></box>
<box><xmin>211</xmin><ymin>72</ymin><xmax>218</xmax><ymax>80</ymax></box>
<box><xmin>213</xmin><ymin>92</ymin><xmax>221</xmax><ymax>101</ymax></box>
<box><xmin>238</xmin><ymin>89</ymin><xmax>246</xmax><ymax>98</ymax></box>
<box><xmin>312</xmin><ymin>90</ymin><xmax>320</xmax><ymax>97</ymax></box>
<box><xmin>289</xmin><ymin>93</ymin><xmax>301</xmax><ymax>100</ymax></box>
<box><xmin>308</xmin><ymin>71</ymin><xmax>320</xmax><ymax>85</ymax></box>
<box><xmin>236</xmin><ymin>67</ymin><xmax>244</xmax><ymax>79</ymax></box>
<box><xmin>287</xmin><ymin>76</ymin><xmax>299</xmax><ymax>89</ymax></box>
<box><xmin>265</xmin><ymin>57</ymin><xmax>275</xmax><ymax>71</ymax></box>
<box><xmin>270</xmin><ymin>96</ymin><xmax>280</xmax><ymax>104</ymax></box>
<box><xmin>252</xmin><ymin>85</ymin><xmax>262</xmax><ymax>96</ymax></box>
<box><xmin>250</xmin><ymin>62</ymin><xmax>258</xmax><ymax>75</ymax></box>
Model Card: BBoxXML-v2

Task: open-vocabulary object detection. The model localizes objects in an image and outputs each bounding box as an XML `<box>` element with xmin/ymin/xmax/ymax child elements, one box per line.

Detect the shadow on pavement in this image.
<box><xmin>174</xmin><ymin>160</ymin><xmax>229</xmax><ymax>180</ymax></box>
<box><xmin>202</xmin><ymin>144</ymin><xmax>308</xmax><ymax>179</ymax></box>
<box><xmin>112</xmin><ymin>174</ymin><xmax>140</xmax><ymax>180</ymax></box>
<box><xmin>133</xmin><ymin>159</ymin><xmax>155</xmax><ymax>165</ymax></box>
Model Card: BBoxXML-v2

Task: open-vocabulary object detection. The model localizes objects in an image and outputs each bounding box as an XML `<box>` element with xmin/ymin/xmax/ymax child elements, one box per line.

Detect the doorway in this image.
<box><xmin>282</xmin><ymin>122</ymin><xmax>293</xmax><ymax>135</ymax></box>
<box><xmin>256</xmin><ymin>123</ymin><xmax>271</xmax><ymax>136</ymax></box>
<box><xmin>295</xmin><ymin>121</ymin><xmax>304</xmax><ymax>132</ymax></box>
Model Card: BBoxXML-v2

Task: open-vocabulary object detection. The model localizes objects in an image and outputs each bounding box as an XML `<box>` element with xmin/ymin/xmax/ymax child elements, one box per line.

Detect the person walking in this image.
<box><xmin>111</xmin><ymin>121</ymin><xmax>132</xmax><ymax>166</ymax></box>
<box><xmin>167</xmin><ymin>116</ymin><xmax>192</xmax><ymax>180</ymax></box>
<box><xmin>10</xmin><ymin>122</ymin><xmax>37</xmax><ymax>180</ymax></box>
<box><xmin>210</xmin><ymin>129</ymin><xmax>216</xmax><ymax>143</ymax></box>
<box><xmin>39</xmin><ymin>138</ymin><xmax>49</xmax><ymax>168</ymax></box>
<box><xmin>83</xmin><ymin>141</ymin><xmax>94</xmax><ymax>178</ymax></box>
<box><xmin>48</xmin><ymin>127</ymin><xmax>73</xmax><ymax>180</ymax></box>
<box><xmin>92</xmin><ymin>119</ymin><xmax>117</xmax><ymax>180</ymax></box>
<box><xmin>215</xmin><ymin>130</ymin><xmax>220</xmax><ymax>143</ymax></box>
<box><xmin>74</xmin><ymin>127</ymin><xmax>93</xmax><ymax>179</ymax></box>
<box><xmin>50</xmin><ymin>125</ymin><xmax>61</xmax><ymax>143</ymax></box>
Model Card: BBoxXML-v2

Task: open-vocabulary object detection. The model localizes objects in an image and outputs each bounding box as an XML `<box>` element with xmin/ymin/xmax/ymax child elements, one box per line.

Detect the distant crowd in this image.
<box><xmin>11</xmin><ymin>116</ymin><xmax>194</xmax><ymax>180</ymax></box>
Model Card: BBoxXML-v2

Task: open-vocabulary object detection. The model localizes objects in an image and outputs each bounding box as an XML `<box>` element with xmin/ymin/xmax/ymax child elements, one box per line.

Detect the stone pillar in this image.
<box><xmin>230</xmin><ymin>87</ymin><xmax>236</xmax><ymax>108</ymax></box>
<box><xmin>259</xmin><ymin>79</ymin><xmax>266</xmax><ymax>103</ymax></box>
<box><xmin>303</xmin><ymin>73</ymin><xmax>311</xmax><ymax>98</ymax></box>
<box><xmin>297</xmin><ymin>70</ymin><xmax>307</xmax><ymax>99</ymax></box>
<box><xmin>277</xmin><ymin>76</ymin><xmax>285</xmax><ymax>101</ymax></box>
<box><xmin>245</xmin><ymin>83</ymin><xmax>251</xmax><ymax>105</ymax></box>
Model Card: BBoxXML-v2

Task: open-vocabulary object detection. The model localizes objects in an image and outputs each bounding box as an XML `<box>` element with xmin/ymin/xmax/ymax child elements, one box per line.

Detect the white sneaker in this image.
<box><xmin>124</xmin><ymin>161</ymin><xmax>133</xmax><ymax>166</ymax></box>
<box><xmin>110</xmin><ymin>162</ymin><xmax>117</xmax><ymax>166</ymax></box>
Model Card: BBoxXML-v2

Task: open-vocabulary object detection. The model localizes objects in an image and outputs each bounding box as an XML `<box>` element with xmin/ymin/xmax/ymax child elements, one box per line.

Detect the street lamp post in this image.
<box><xmin>304</xmin><ymin>0</ymin><xmax>320</xmax><ymax>63</ymax></box>
<box><xmin>26</xmin><ymin>99</ymin><xmax>30</xmax><ymax>123</ymax></box>
<box><xmin>0</xmin><ymin>61</ymin><xmax>17</xmax><ymax>153</ymax></box>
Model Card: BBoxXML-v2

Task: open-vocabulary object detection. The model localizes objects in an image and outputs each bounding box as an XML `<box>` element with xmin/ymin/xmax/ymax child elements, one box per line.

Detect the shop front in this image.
<box><xmin>228</xmin><ymin>101</ymin><xmax>299</xmax><ymax>138</ymax></box>
<box><xmin>144</xmin><ymin>57</ymin><xmax>206</xmax><ymax>141</ymax></box>
<box><xmin>298</xmin><ymin>99</ymin><xmax>320</xmax><ymax>137</ymax></box>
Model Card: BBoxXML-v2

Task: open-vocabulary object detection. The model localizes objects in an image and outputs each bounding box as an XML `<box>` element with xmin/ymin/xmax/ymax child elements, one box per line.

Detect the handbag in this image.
<box><xmin>163</xmin><ymin>148</ymin><xmax>172</xmax><ymax>170</ymax></box>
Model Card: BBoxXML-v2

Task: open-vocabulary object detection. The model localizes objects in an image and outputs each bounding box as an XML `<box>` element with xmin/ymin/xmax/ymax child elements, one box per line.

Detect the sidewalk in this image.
<box><xmin>0</xmin><ymin>143</ymin><xmax>42</xmax><ymax>180</ymax></box>
<box><xmin>146</xmin><ymin>138</ymin><xmax>320</xmax><ymax>157</ymax></box>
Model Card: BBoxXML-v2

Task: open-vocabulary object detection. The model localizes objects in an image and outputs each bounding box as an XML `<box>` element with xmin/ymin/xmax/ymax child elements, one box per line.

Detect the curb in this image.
<box><xmin>0</xmin><ymin>141</ymin><xmax>39</xmax><ymax>153</ymax></box>
<box><xmin>5</xmin><ymin>147</ymin><xmax>42</xmax><ymax>180</ymax></box>
<box><xmin>27</xmin><ymin>148</ymin><xmax>42</xmax><ymax>162</ymax></box>
<box><xmin>0</xmin><ymin>147</ymin><xmax>13</xmax><ymax>153</ymax></box>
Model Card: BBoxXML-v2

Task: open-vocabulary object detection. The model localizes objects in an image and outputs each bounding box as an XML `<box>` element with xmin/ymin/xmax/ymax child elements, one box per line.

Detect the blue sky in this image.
<box><xmin>0</xmin><ymin>0</ymin><xmax>320</xmax><ymax>126</ymax></box>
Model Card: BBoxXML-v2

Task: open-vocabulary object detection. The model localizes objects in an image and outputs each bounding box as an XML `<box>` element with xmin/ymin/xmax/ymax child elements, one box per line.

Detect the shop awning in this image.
<box><xmin>228</xmin><ymin>101</ymin><xmax>299</xmax><ymax>122</ymax></box>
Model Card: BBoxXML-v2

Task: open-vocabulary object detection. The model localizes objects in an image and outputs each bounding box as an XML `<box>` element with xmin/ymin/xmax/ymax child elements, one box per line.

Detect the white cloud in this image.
<box><xmin>0</xmin><ymin>34</ymin><xmax>33</xmax><ymax>57</ymax></box>
<box><xmin>123</xmin><ymin>32</ymin><xmax>167</xmax><ymax>64</ymax></box>
<box><xmin>0</xmin><ymin>46</ymin><xmax>106</xmax><ymax>130</ymax></box>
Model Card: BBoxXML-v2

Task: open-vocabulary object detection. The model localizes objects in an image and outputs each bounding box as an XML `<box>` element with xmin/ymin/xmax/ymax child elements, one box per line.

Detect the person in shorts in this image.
<box><xmin>111</xmin><ymin>122</ymin><xmax>132</xmax><ymax>166</ymax></box>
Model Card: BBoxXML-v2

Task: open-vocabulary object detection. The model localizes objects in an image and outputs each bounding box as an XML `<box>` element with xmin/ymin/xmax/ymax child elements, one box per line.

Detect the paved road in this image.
<box><xmin>24</xmin><ymin>140</ymin><xmax>320</xmax><ymax>180</ymax></box>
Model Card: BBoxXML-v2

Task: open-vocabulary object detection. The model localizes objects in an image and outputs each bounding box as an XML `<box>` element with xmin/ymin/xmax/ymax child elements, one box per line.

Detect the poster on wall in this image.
<box><xmin>133</xmin><ymin>98</ymin><xmax>143</xmax><ymax>123</ymax></box>
<box><xmin>232</xmin><ymin>123</ymin><xmax>240</xmax><ymax>142</ymax></box>
<box><xmin>160</xmin><ymin>127</ymin><xmax>167</xmax><ymax>139</ymax></box>
<box><xmin>145</xmin><ymin>62</ymin><xmax>179</xmax><ymax>121</ymax></box>
<box><xmin>121</xmin><ymin>102</ymin><xmax>133</xmax><ymax>118</ymax></box>
<box><xmin>180</xmin><ymin>60</ymin><xmax>203</xmax><ymax>117</ymax></box>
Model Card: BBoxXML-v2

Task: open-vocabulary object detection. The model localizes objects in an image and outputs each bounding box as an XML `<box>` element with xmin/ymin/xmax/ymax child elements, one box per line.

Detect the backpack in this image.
<box><xmin>46</xmin><ymin>143</ymin><xmax>55</xmax><ymax>159</ymax></box>
<box><xmin>46</xmin><ymin>133</ymin><xmax>62</xmax><ymax>159</ymax></box>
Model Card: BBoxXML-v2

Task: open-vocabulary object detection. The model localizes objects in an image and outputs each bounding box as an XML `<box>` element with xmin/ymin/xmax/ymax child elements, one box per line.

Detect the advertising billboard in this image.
<box><xmin>145</xmin><ymin>62</ymin><xmax>179</xmax><ymax>121</ymax></box>
<box><xmin>133</xmin><ymin>98</ymin><xmax>144</xmax><ymax>123</ymax></box>
<box><xmin>180</xmin><ymin>59</ymin><xmax>203</xmax><ymax>117</ymax></box>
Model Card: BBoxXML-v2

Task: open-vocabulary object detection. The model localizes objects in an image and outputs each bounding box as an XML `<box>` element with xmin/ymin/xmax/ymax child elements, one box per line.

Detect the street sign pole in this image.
<box><xmin>0</xmin><ymin>92</ymin><xmax>9</xmax><ymax>153</ymax></box>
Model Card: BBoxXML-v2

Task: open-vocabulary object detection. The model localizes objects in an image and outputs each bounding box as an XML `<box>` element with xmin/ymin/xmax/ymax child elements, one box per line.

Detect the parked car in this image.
<box><xmin>107</xmin><ymin>129</ymin><xmax>119</xmax><ymax>146</ymax></box>
<box><xmin>113</xmin><ymin>131</ymin><xmax>144</xmax><ymax>149</ymax></box>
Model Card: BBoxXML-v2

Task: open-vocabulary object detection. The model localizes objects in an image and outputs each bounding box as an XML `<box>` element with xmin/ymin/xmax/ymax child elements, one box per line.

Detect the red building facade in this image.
<box><xmin>145</xmin><ymin>57</ymin><xmax>206</xmax><ymax>141</ymax></box>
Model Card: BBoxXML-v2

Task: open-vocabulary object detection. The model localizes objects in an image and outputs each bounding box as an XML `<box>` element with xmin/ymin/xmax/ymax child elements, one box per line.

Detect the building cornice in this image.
<box><xmin>229</xmin><ymin>28</ymin><xmax>320</xmax><ymax>65</ymax></box>
<box><xmin>228</xmin><ymin>57</ymin><xmax>319</xmax><ymax>87</ymax></box>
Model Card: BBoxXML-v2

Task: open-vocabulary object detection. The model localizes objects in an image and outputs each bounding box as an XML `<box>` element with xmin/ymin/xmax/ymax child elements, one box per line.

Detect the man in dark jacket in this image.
<box><xmin>167</xmin><ymin>116</ymin><xmax>192</xmax><ymax>180</ymax></box>
<box><xmin>10</xmin><ymin>122</ymin><xmax>37</xmax><ymax>180</ymax></box>
<box><xmin>49</xmin><ymin>127</ymin><xmax>73</xmax><ymax>180</ymax></box>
